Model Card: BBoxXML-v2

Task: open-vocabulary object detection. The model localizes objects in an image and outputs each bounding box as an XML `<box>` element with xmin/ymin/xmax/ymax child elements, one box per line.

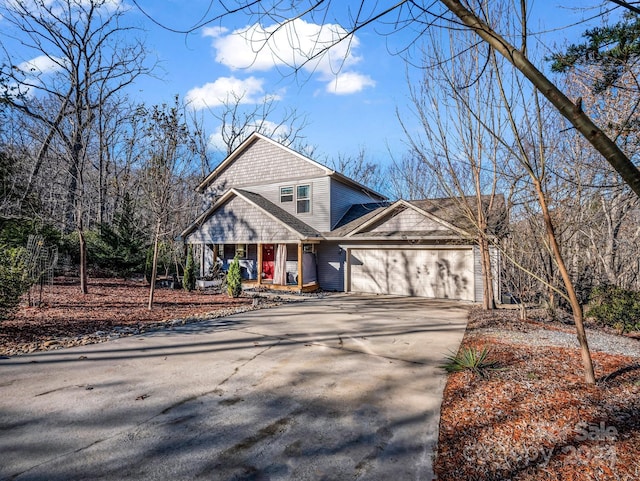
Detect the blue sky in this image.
<box><xmin>129</xmin><ymin>0</ymin><xmax>621</xmax><ymax>167</ymax></box>
<box><xmin>2</xmin><ymin>1</ymin><xmax>623</xmax><ymax>169</ymax></box>
<box><xmin>131</xmin><ymin>1</ymin><xmax>416</xmax><ymax>166</ymax></box>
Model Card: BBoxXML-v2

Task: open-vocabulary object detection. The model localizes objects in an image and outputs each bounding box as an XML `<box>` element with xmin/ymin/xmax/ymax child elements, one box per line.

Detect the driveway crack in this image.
<box><xmin>161</xmin><ymin>338</ymin><xmax>281</xmax><ymax>415</ymax></box>
<box><xmin>241</xmin><ymin>329</ymin><xmax>426</xmax><ymax>366</ymax></box>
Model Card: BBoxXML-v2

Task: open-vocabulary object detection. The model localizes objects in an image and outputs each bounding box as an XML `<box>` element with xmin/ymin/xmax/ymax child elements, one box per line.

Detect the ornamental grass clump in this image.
<box><xmin>440</xmin><ymin>346</ymin><xmax>501</xmax><ymax>378</ymax></box>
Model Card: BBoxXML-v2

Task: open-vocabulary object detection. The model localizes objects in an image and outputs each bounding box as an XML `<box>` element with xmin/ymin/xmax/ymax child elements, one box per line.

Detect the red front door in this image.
<box><xmin>262</xmin><ymin>244</ymin><xmax>275</xmax><ymax>280</ymax></box>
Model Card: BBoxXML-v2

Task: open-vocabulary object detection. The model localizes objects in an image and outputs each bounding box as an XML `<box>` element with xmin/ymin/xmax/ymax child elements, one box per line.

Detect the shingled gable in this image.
<box><xmin>410</xmin><ymin>195</ymin><xmax>507</xmax><ymax>237</ymax></box>
<box><xmin>195</xmin><ymin>131</ymin><xmax>386</xmax><ymax>200</ymax></box>
<box><xmin>337</xmin><ymin>199</ymin><xmax>473</xmax><ymax>239</ymax></box>
<box><xmin>181</xmin><ymin>188</ymin><xmax>322</xmax><ymax>241</ymax></box>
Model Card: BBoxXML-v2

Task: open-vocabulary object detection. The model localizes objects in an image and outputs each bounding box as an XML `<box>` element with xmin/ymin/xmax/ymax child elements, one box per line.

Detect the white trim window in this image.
<box><xmin>297</xmin><ymin>184</ymin><xmax>311</xmax><ymax>213</ymax></box>
<box><xmin>280</xmin><ymin>186</ymin><xmax>293</xmax><ymax>203</ymax></box>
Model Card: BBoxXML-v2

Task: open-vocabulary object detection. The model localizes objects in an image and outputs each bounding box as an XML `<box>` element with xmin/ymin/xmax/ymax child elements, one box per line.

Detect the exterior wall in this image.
<box><xmin>185</xmin><ymin>196</ymin><xmax>299</xmax><ymax>244</ymax></box>
<box><xmin>247</xmin><ymin>176</ymin><xmax>332</xmax><ymax>232</ymax></box>
<box><xmin>204</xmin><ymin>137</ymin><xmax>327</xmax><ymax>197</ymax></box>
<box><xmin>330</xmin><ymin>178</ymin><xmax>381</xmax><ymax>229</ymax></box>
<box><xmin>491</xmin><ymin>246</ymin><xmax>501</xmax><ymax>303</ymax></box>
<box><xmin>368</xmin><ymin>208</ymin><xmax>450</xmax><ymax>233</ymax></box>
<box><xmin>316</xmin><ymin>241</ymin><xmax>346</xmax><ymax>291</ymax></box>
<box><xmin>473</xmin><ymin>245</ymin><xmax>502</xmax><ymax>303</ymax></box>
<box><xmin>473</xmin><ymin>245</ymin><xmax>483</xmax><ymax>303</ymax></box>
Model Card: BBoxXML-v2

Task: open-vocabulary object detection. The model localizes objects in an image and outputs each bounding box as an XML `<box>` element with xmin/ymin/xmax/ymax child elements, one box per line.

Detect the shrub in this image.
<box><xmin>587</xmin><ymin>285</ymin><xmax>640</xmax><ymax>333</ymax></box>
<box><xmin>86</xmin><ymin>225</ymin><xmax>147</xmax><ymax>278</ymax></box>
<box><xmin>0</xmin><ymin>246</ymin><xmax>31</xmax><ymax>321</ymax></box>
<box><xmin>144</xmin><ymin>241</ymin><xmax>177</xmax><ymax>283</ymax></box>
<box><xmin>440</xmin><ymin>346</ymin><xmax>501</xmax><ymax>378</ymax></box>
<box><xmin>226</xmin><ymin>255</ymin><xmax>242</xmax><ymax>298</ymax></box>
<box><xmin>183</xmin><ymin>245</ymin><xmax>196</xmax><ymax>292</ymax></box>
<box><xmin>0</xmin><ymin>218</ymin><xmax>61</xmax><ymax>249</ymax></box>
<box><xmin>85</xmin><ymin>195</ymin><xmax>148</xmax><ymax>278</ymax></box>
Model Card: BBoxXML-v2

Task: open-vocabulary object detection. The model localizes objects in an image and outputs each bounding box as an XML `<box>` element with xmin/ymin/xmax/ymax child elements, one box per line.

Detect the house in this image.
<box><xmin>181</xmin><ymin>132</ymin><xmax>503</xmax><ymax>302</ymax></box>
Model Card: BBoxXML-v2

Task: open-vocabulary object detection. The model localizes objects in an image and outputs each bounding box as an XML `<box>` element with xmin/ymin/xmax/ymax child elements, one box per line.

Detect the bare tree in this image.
<box><xmin>398</xmin><ymin>1</ymin><xmax>597</xmax><ymax>382</ymax></box>
<box><xmin>140</xmin><ymin>97</ymin><xmax>194</xmax><ymax>310</ymax></box>
<box><xmin>0</xmin><ymin>0</ymin><xmax>151</xmax><ymax>293</ymax></box>
<box><xmin>557</xmin><ymin>67</ymin><xmax>640</xmax><ymax>291</ymax></box>
<box><xmin>387</xmin><ymin>153</ymin><xmax>438</xmax><ymax>201</ymax></box>
<box><xmin>329</xmin><ymin>148</ymin><xmax>386</xmax><ymax>193</ymax></box>
<box><xmin>399</xmin><ymin>27</ymin><xmax>507</xmax><ymax>310</ymax></box>
<box><xmin>487</xmin><ymin>45</ymin><xmax>597</xmax><ymax>383</ymax></box>
<box><xmin>199</xmin><ymin>92</ymin><xmax>309</xmax><ymax>156</ymax></box>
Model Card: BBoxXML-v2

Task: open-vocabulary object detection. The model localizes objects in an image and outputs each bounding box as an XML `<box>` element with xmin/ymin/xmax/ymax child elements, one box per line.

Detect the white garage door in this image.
<box><xmin>349</xmin><ymin>248</ymin><xmax>474</xmax><ymax>300</ymax></box>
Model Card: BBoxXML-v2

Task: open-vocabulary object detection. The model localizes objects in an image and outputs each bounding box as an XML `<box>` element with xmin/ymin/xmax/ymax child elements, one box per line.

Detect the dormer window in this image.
<box><xmin>280</xmin><ymin>186</ymin><xmax>293</xmax><ymax>203</ymax></box>
<box><xmin>297</xmin><ymin>185</ymin><xmax>310</xmax><ymax>213</ymax></box>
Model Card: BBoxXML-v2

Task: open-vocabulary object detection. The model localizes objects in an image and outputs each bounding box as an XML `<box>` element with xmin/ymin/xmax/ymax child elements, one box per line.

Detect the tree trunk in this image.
<box><xmin>65</xmin><ymin>157</ymin><xmax>79</xmax><ymax>234</ymax></box>
<box><xmin>440</xmin><ymin>0</ymin><xmax>640</xmax><ymax>198</ymax></box>
<box><xmin>478</xmin><ymin>236</ymin><xmax>496</xmax><ymax>310</ymax></box>
<box><xmin>78</xmin><ymin>225</ymin><xmax>88</xmax><ymax>295</ymax></box>
<box><xmin>534</xmin><ymin>179</ymin><xmax>596</xmax><ymax>384</ymax></box>
<box><xmin>147</xmin><ymin>221</ymin><xmax>161</xmax><ymax>310</ymax></box>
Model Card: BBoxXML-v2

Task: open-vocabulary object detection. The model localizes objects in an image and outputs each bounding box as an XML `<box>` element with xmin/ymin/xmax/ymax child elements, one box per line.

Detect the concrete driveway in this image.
<box><xmin>0</xmin><ymin>294</ymin><xmax>468</xmax><ymax>481</ymax></box>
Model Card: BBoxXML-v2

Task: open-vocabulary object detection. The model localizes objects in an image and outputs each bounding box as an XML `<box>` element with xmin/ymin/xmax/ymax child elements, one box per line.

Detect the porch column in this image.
<box><xmin>257</xmin><ymin>243</ymin><xmax>263</xmax><ymax>286</ymax></box>
<box><xmin>213</xmin><ymin>244</ymin><xmax>218</xmax><ymax>268</ymax></box>
<box><xmin>297</xmin><ymin>242</ymin><xmax>303</xmax><ymax>291</ymax></box>
<box><xmin>344</xmin><ymin>247</ymin><xmax>351</xmax><ymax>293</ymax></box>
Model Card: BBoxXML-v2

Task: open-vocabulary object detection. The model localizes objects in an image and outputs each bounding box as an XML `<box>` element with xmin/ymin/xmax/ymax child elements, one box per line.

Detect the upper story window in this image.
<box><xmin>297</xmin><ymin>184</ymin><xmax>311</xmax><ymax>213</ymax></box>
<box><xmin>280</xmin><ymin>186</ymin><xmax>293</xmax><ymax>203</ymax></box>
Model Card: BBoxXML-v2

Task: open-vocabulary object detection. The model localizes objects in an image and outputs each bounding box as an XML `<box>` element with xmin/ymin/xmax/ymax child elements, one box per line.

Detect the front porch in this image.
<box><xmin>242</xmin><ymin>279</ymin><xmax>320</xmax><ymax>293</ymax></box>
<box><xmin>191</xmin><ymin>241</ymin><xmax>319</xmax><ymax>294</ymax></box>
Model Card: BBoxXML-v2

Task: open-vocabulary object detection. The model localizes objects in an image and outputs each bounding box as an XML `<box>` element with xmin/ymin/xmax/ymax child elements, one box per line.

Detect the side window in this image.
<box><xmin>297</xmin><ymin>184</ymin><xmax>310</xmax><ymax>213</ymax></box>
<box><xmin>280</xmin><ymin>186</ymin><xmax>293</xmax><ymax>203</ymax></box>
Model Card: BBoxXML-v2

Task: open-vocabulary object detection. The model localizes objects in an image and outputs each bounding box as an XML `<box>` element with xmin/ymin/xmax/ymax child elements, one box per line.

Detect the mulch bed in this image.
<box><xmin>0</xmin><ymin>277</ymin><xmax>256</xmax><ymax>356</ymax></box>
<box><xmin>435</xmin><ymin>308</ymin><xmax>640</xmax><ymax>481</ymax></box>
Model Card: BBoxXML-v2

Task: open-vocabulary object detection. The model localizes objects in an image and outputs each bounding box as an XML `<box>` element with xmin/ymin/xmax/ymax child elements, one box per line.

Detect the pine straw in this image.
<box><xmin>435</xmin><ymin>308</ymin><xmax>640</xmax><ymax>481</ymax></box>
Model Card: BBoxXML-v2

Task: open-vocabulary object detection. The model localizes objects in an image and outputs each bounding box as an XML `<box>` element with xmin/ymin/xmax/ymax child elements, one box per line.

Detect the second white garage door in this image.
<box><xmin>348</xmin><ymin>248</ymin><xmax>475</xmax><ymax>301</ymax></box>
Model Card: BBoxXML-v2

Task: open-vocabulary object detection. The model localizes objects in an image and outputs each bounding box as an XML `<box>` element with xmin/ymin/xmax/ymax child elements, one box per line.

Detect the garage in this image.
<box><xmin>347</xmin><ymin>247</ymin><xmax>475</xmax><ymax>301</ymax></box>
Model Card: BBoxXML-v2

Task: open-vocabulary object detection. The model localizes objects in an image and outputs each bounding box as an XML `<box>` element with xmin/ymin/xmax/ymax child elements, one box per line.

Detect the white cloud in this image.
<box><xmin>207</xmin><ymin>18</ymin><xmax>374</xmax><ymax>95</ymax></box>
<box><xmin>185</xmin><ymin>76</ymin><xmax>269</xmax><ymax>110</ymax></box>
<box><xmin>202</xmin><ymin>26</ymin><xmax>228</xmax><ymax>38</ymax></box>
<box><xmin>17</xmin><ymin>55</ymin><xmax>64</xmax><ymax>75</ymax></box>
<box><xmin>327</xmin><ymin>72</ymin><xmax>376</xmax><ymax>95</ymax></box>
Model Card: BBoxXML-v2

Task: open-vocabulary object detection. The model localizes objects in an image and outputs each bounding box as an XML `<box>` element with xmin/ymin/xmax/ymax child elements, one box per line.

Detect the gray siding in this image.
<box><xmin>473</xmin><ymin>245</ymin><xmax>483</xmax><ymax>302</ymax></box>
<box><xmin>316</xmin><ymin>241</ymin><xmax>345</xmax><ymax>291</ymax></box>
<box><xmin>205</xmin><ymin>137</ymin><xmax>327</xmax><ymax>196</ymax></box>
<box><xmin>473</xmin><ymin>245</ymin><xmax>501</xmax><ymax>303</ymax></box>
<box><xmin>330</xmin><ymin>178</ymin><xmax>381</xmax><ymax>228</ymax></box>
<box><xmin>491</xmin><ymin>246</ymin><xmax>500</xmax><ymax>303</ymax></box>
<box><xmin>368</xmin><ymin>208</ymin><xmax>450</xmax><ymax>233</ymax></box>
<box><xmin>185</xmin><ymin>195</ymin><xmax>300</xmax><ymax>244</ymax></box>
<box><xmin>246</xmin><ymin>176</ymin><xmax>332</xmax><ymax>232</ymax></box>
